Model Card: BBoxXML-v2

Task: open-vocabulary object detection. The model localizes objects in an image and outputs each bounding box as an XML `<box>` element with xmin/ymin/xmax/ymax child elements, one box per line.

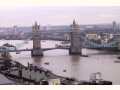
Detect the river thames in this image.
<box><xmin>0</xmin><ymin>40</ymin><xmax>120</xmax><ymax>84</ymax></box>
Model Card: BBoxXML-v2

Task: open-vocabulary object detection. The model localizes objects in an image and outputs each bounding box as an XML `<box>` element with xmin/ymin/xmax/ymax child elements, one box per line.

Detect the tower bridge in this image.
<box><xmin>31</xmin><ymin>20</ymin><xmax>82</xmax><ymax>56</ymax></box>
<box><xmin>1</xmin><ymin>20</ymin><xmax>120</xmax><ymax>57</ymax></box>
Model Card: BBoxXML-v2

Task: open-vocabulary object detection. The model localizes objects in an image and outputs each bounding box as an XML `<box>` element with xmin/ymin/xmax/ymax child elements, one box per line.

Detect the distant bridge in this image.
<box><xmin>0</xmin><ymin>47</ymin><xmax>69</xmax><ymax>53</ymax></box>
<box><xmin>80</xmin><ymin>33</ymin><xmax>120</xmax><ymax>50</ymax></box>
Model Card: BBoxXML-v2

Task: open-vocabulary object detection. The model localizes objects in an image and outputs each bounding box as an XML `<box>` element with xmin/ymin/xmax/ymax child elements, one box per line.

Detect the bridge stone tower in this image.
<box><xmin>69</xmin><ymin>20</ymin><xmax>82</xmax><ymax>55</ymax></box>
<box><xmin>31</xmin><ymin>22</ymin><xmax>43</xmax><ymax>56</ymax></box>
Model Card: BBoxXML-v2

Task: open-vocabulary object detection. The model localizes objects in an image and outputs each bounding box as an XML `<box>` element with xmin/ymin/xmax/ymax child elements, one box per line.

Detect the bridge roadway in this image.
<box><xmin>0</xmin><ymin>47</ymin><xmax>69</xmax><ymax>52</ymax></box>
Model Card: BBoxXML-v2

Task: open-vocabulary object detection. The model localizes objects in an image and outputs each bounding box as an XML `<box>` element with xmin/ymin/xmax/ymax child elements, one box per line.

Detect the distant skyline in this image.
<box><xmin>0</xmin><ymin>6</ymin><xmax>120</xmax><ymax>27</ymax></box>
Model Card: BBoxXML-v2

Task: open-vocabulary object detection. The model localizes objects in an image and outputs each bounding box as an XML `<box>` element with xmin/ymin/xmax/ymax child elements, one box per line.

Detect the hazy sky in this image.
<box><xmin>0</xmin><ymin>6</ymin><xmax>120</xmax><ymax>26</ymax></box>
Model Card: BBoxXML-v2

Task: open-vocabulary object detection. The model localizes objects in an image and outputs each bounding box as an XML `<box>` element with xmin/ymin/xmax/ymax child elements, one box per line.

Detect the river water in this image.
<box><xmin>0</xmin><ymin>40</ymin><xmax>120</xmax><ymax>85</ymax></box>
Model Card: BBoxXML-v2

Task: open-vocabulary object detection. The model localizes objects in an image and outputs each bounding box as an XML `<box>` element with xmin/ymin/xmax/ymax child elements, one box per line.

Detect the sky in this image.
<box><xmin>0</xmin><ymin>0</ymin><xmax>120</xmax><ymax>26</ymax></box>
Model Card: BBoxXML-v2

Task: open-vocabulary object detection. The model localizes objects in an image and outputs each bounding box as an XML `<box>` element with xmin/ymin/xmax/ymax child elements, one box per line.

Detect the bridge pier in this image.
<box><xmin>31</xmin><ymin>49</ymin><xmax>43</xmax><ymax>56</ymax></box>
<box><xmin>69</xmin><ymin>20</ymin><xmax>82</xmax><ymax>55</ymax></box>
<box><xmin>31</xmin><ymin>22</ymin><xmax>43</xmax><ymax>57</ymax></box>
<box><xmin>69</xmin><ymin>48</ymin><xmax>82</xmax><ymax>55</ymax></box>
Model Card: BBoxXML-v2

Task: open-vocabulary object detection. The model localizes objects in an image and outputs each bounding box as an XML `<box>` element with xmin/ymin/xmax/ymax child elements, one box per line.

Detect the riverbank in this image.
<box><xmin>0</xmin><ymin>57</ymin><xmax>112</xmax><ymax>85</ymax></box>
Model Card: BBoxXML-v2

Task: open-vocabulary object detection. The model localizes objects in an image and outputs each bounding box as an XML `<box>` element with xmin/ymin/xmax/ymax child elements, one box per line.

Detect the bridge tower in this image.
<box><xmin>31</xmin><ymin>22</ymin><xmax>43</xmax><ymax>56</ymax></box>
<box><xmin>69</xmin><ymin>20</ymin><xmax>82</xmax><ymax>55</ymax></box>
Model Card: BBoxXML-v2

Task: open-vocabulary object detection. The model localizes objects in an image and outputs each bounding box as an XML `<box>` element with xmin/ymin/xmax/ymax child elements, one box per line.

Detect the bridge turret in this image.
<box><xmin>73</xmin><ymin>19</ymin><xmax>76</xmax><ymax>25</ymax></box>
<box><xmin>71</xmin><ymin>19</ymin><xmax>80</xmax><ymax>31</ymax></box>
<box><xmin>69</xmin><ymin>20</ymin><xmax>82</xmax><ymax>55</ymax></box>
